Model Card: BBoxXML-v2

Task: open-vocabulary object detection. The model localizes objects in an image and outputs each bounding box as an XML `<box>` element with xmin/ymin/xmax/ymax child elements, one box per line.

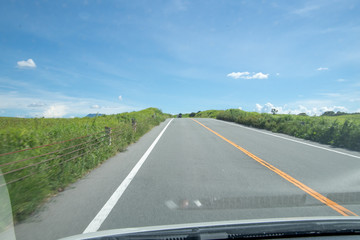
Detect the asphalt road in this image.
<box><xmin>14</xmin><ymin>118</ymin><xmax>360</xmax><ymax>240</ymax></box>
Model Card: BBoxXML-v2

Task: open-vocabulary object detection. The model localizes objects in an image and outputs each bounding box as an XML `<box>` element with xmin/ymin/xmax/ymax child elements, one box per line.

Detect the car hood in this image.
<box><xmin>59</xmin><ymin>216</ymin><xmax>360</xmax><ymax>240</ymax></box>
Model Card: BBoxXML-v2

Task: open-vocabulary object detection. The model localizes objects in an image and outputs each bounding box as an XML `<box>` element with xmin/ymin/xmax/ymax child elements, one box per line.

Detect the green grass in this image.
<box><xmin>321</xmin><ymin>114</ymin><xmax>360</xmax><ymax>123</ymax></box>
<box><xmin>176</xmin><ymin>110</ymin><xmax>224</xmax><ymax>118</ymax></box>
<box><xmin>0</xmin><ymin>108</ymin><xmax>170</xmax><ymax>224</ymax></box>
<box><xmin>181</xmin><ymin>108</ymin><xmax>360</xmax><ymax>151</ymax></box>
<box><xmin>194</xmin><ymin>110</ymin><xmax>224</xmax><ymax>118</ymax></box>
<box><xmin>216</xmin><ymin>109</ymin><xmax>360</xmax><ymax>151</ymax></box>
<box><xmin>2</xmin><ymin>107</ymin><xmax>359</xmax><ymax>227</ymax></box>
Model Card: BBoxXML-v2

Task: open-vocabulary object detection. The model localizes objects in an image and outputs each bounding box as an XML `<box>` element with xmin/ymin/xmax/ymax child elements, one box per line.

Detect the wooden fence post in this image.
<box><xmin>131</xmin><ymin>118</ymin><xmax>137</xmax><ymax>132</ymax></box>
<box><xmin>105</xmin><ymin>127</ymin><xmax>111</xmax><ymax>145</ymax></box>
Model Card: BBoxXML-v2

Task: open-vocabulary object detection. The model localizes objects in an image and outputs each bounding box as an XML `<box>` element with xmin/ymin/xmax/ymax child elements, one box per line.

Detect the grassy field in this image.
<box><xmin>321</xmin><ymin>114</ymin><xmax>360</xmax><ymax>123</ymax></box>
<box><xmin>0</xmin><ymin>108</ymin><xmax>170</xmax><ymax>225</ymax></box>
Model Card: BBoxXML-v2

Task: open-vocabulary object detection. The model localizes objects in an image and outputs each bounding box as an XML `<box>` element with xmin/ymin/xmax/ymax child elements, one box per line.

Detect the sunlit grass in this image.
<box><xmin>216</xmin><ymin>109</ymin><xmax>360</xmax><ymax>151</ymax></box>
<box><xmin>0</xmin><ymin>108</ymin><xmax>170</xmax><ymax>224</ymax></box>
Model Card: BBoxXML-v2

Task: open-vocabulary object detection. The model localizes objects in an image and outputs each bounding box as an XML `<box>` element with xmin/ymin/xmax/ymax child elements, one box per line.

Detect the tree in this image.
<box><xmin>335</xmin><ymin>111</ymin><xmax>347</xmax><ymax>116</ymax></box>
<box><xmin>189</xmin><ymin>112</ymin><xmax>196</xmax><ymax>117</ymax></box>
<box><xmin>322</xmin><ymin>111</ymin><xmax>335</xmax><ymax>116</ymax></box>
<box><xmin>271</xmin><ymin>108</ymin><xmax>278</xmax><ymax>115</ymax></box>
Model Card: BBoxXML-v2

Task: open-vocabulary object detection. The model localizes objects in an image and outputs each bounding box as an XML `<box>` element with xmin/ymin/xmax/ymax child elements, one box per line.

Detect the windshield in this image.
<box><xmin>1</xmin><ymin>1</ymin><xmax>360</xmax><ymax>240</ymax></box>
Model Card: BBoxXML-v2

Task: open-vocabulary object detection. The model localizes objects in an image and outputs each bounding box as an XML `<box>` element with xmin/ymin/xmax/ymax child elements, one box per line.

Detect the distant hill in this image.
<box><xmin>85</xmin><ymin>113</ymin><xmax>105</xmax><ymax>118</ymax></box>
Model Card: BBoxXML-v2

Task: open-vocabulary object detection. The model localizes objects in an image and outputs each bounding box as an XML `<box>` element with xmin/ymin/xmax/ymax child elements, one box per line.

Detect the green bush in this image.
<box><xmin>0</xmin><ymin>108</ymin><xmax>170</xmax><ymax>223</ymax></box>
<box><xmin>217</xmin><ymin>109</ymin><xmax>360</xmax><ymax>151</ymax></box>
<box><xmin>194</xmin><ymin>110</ymin><xmax>224</xmax><ymax>118</ymax></box>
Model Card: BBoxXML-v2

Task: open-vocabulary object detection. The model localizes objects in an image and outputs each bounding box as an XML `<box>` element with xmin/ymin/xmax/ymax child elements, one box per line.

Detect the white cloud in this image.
<box><xmin>255</xmin><ymin>102</ymin><xmax>283</xmax><ymax>114</ymax></box>
<box><xmin>227</xmin><ymin>72</ymin><xmax>269</xmax><ymax>80</ymax></box>
<box><xmin>251</xmin><ymin>72</ymin><xmax>269</xmax><ymax>79</ymax></box>
<box><xmin>91</xmin><ymin>104</ymin><xmax>101</xmax><ymax>109</ymax></box>
<box><xmin>254</xmin><ymin>102</ymin><xmax>348</xmax><ymax>116</ymax></box>
<box><xmin>317</xmin><ymin>67</ymin><xmax>329</xmax><ymax>71</ymax></box>
<box><xmin>321</xmin><ymin>106</ymin><xmax>348</xmax><ymax>113</ymax></box>
<box><xmin>43</xmin><ymin>105</ymin><xmax>67</xmax><ymax>118</ymax></box>
<box><xmin>337</xmin><ymin>78</ymin><xmax>346</xmax><ymax>82</ymax></box>
<box><xmin>255</xmin><ymin>103</ymin><xmax>263</xmax><ymax>112</ymax></box>
<box><xmin>227</xmin><ymin>72</ymin><xmax>250</xmax><ymax>79</ymax></box>
<box><xmin>118</xmin><ymin>95</ymin><xmax>123</xmax><ymax>101</ymax></box>
<box><xmin>17</xmin><ymin>59</ymin><xmax>36</xmax><ymax>68</ymax></box>
<box><xmin>0</xmin><ymin>88</ymin><xmax>138</xmax><ymax>118</ymax></box>
<box><xmin>238</xmin><ymin>107</ymin><xmax>242</xmax><ymax>110</ymax></box>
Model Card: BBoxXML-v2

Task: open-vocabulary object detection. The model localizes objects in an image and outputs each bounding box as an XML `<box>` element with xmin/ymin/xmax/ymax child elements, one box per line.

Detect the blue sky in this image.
<box><xmin>1</xmin><ymin>0</ymin><xmax>360</xmax><ymax>117</ymax></box>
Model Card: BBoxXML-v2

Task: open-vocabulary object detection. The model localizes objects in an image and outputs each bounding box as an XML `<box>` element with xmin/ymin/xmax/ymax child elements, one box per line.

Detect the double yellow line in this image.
<box><xmin>191</xmin><ymin>118</ymin><xmax>357</xmax><ymax>217</ymax></box>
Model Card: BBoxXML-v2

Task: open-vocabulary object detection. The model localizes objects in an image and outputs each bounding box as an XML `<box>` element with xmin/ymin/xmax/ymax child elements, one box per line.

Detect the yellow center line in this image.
<box><xmin>191</xmin><ymin>118</ymin><xmax>358</xmax><ymax>217</ymax></box>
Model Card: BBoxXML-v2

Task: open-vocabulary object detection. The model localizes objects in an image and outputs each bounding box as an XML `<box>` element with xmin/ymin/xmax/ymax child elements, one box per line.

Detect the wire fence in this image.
<box><xmin>0</xmin><ymin>109</ymin><xmax>168</xmax><ymax>224</ymax></box>
<box><xmin>0</xmin><ymin>127</ymin><xmax>122</xmax><ymax>187</ymax></box>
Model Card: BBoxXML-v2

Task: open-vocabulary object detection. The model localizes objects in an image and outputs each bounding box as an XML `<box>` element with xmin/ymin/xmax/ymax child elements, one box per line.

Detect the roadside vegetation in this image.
<box><xmin>181</xmin><ymin>109</ymin><xmax>360</xmax><ymax>151</ymax></box>
<box><xmin>176</xmin><ymin>110</ymin><xmax>223</xmax><ymax>119</ymax></box>
<box><xmin>0</xmin><ymin>108</ymin><xmax>170</xmax><ymax>224</ymax></box>
<box><xmin>217</xmin><ymin>109</ymin><xmax>360</xmax><ymax>151</ymax></box>
<box><xmin>4</xmin><ymin>106</ymin><xmax>359</xmax><ymax>226</ymax></box>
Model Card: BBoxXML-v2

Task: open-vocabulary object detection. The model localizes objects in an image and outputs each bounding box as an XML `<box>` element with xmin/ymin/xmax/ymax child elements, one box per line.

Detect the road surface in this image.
<box><xmin>14</xmin><ymin>118</ymin><xmax>360</xmax><ymax>240</ymax></box>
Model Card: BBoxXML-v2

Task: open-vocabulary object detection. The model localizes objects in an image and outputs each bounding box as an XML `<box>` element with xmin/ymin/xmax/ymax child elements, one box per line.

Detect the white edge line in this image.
<box><xmin>83</xmin><ymin>118</ymin><xmax>174</xmax><ymax>233</ymax></box>
<box><xmin>216</xmin><ymin>119</ymin><xmax>360</xmax><ymax>160</ymax></box>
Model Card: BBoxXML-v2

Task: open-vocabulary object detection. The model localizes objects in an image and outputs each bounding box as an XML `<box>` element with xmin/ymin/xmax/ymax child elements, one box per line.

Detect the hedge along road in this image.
<box><xmin>14</xmin><ymin>118</ymin><xmax>360</xmax><ymax>240</ymax></box>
